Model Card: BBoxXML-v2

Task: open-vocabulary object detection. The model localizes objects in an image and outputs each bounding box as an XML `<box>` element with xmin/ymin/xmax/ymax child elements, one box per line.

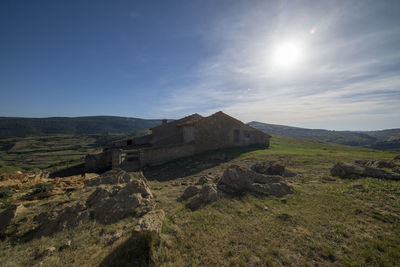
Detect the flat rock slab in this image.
<box><xmin>331</xmin><ymin>162</ymin><xmax>400</xmax><ymax>180</ymax></box>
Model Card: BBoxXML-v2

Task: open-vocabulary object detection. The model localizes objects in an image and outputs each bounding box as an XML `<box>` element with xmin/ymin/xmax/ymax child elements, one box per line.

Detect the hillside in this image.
<box><xmin>248</xmin><ymin>121</ymin><xmax>400</xmax><ymax>150</ymax></box>
<box><xmin>1</xmin><ymin>136</ymin><xmax>399</xmax><ymax>266</ymax></box>
<box><xmin>0</xmin><ymin>116</ymin><xmax>163</xmax><ymax>138</ymax></box>
<box><xmin>1</xmin><ymin>116</ymin><xmax>399</xmax><ymax>151</ymax></box>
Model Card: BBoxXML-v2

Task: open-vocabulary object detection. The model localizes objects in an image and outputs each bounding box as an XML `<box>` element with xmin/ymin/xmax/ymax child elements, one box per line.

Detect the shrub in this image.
<box><xmin>31</xmin><ymin>183</ymin><xmax>54</xmax><ymax>195</ymax></box>
<box><xmin>0</xmin><ymin>187</ymin><xmax>13</xmax><ymax>199</ymax></box>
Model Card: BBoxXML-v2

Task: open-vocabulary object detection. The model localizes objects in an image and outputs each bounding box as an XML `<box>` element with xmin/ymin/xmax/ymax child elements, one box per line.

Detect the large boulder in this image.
<box><xmin>190</xmin><ymin>184</ymin><xmax>219</xmax><ymax>211</ymax></box>
<box><xmin>218</xmin><ymin>165</ymin><xmax>293</xmax><ymax>197</ymax></box>
<box><xmin>86</xmin><ymin>180</ymin><xmax>154</xmax><ymax>224</ymax></box>
<box><xmin>134</xmin><ymin>210</ymin><xmax>165</xmax><ymax>237</ymax></box>
<box><xmin>330</xmin><ymin>162</ymin><xmax>365</xmax><ymax>178</ymax></box>
<box><xmin>355</xmin><ymin>160</ymin><xmax>396</xmax><ymax>169</ymax></box>
<box><xmin>34</xmin><ymin>203</ymin><xmax>89</xmax><ymax>237</ymax></box>
<box><xmin>331</xmin><ymin>162</ymin><xmax>400</xmax><ymax>180</ymax></box>
<box><xmin>178</xmin><ymin>186</ymin><xmax>199</xmax><ymax>201</ymax></box>
<box><xmin>0</xmin><ymin>205</ymin><xmax>25</xmax><ymax>236</ymax></box>
<box><xmin>251</xmin><ymin>161</ymin><xmax>285</xmax><ymax>176</ymax></box>
<box><xmin>196</xmin><ymin>175</ymin><xmax>214</xmax><ymax>185</ymax></box>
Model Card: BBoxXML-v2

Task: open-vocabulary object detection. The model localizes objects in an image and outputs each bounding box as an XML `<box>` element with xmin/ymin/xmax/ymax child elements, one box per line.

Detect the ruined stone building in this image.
<box><xmin>85</xmin><ymin>111</ymin><xmax>271</xmax><ymax>172</ymax></box>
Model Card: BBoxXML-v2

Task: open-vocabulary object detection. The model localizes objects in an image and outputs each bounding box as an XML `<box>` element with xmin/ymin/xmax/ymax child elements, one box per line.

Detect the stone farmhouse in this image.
<box><xmin>85</xmin><ymin>111</ymin><xmax>271</xmax><ymax>172</ymax></box>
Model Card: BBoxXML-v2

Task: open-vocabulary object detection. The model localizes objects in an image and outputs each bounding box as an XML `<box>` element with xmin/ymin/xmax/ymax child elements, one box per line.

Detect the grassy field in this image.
<box><xmin>148</xmin><ymin>135</ymin><xmax>400</xmax><ymax>266</ymax></box>
<box><xmin>0</xmin><ymin>135</ymin><xmax>399</xmax><ymax>266</ymax></box>
<box><xmin>0</xmin><ymin>134</ymin><xmax>128</xmax><ymax>173</ymax></box>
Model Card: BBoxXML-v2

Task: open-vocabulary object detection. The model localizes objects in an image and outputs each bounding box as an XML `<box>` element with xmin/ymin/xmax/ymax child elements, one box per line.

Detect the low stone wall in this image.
<box><xmin>140</xmin><ymin>143</ymin><xmax>196</xmax><ymax>167</ymax></box>
<box><xmin>84</xmin><ymin>149</ymin><xmax>112</xmax><ymax>172</ymax></box>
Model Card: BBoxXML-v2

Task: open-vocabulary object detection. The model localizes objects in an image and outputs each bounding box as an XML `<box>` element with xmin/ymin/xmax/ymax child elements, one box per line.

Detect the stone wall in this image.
<box><xmin>140</xmin><ymin>143</ymin><xmax>196</xmax><ymax>167</ymax></box>
<box><xmin>84</xmin><ymin>149</ymin><xmax>112</xmax><ymax>172</ymax></box>
<box><xmin>151</xmin><ymin>114</ymin><xmax>202</xmax><ymax>146</ymax></box>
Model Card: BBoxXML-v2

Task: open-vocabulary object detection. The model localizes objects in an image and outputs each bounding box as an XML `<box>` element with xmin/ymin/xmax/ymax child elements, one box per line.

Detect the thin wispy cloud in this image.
<box><xmin>158</xmin><ymin>1</ymin><xmax>400</xmax><ymax>130</ymax></box>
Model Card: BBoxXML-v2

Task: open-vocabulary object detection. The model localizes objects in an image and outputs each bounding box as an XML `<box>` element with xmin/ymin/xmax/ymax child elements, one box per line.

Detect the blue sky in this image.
<box><xmin>1</xmin><ymin>0</ymin><xmax>399</xmax><ymax>130</ymax></box>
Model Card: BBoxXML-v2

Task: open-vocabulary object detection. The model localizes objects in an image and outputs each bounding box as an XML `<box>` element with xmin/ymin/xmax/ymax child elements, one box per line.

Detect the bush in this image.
<box><xmin>31</xmin><ymin>183</ymin><xmax>54</xmax><ymax>195</ymax></box>
<box><xmin>0</xmin><ymin>187</ymin><xmax>13</xmax><ymax>199</ymax></box>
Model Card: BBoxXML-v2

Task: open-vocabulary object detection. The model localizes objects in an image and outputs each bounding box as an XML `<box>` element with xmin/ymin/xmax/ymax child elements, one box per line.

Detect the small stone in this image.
<box><xmin>321</xmin><ymin>176</ymin><xmax>337</xmax><ymax>182</ymax></box>
<box><xmin>58</xmin><ymin>240</ymin><xmax>72</xmax><ymax>251</ymax></box>
<box><xmin>350</xmin><ymin>183</ymin><xmax>364</xmax><ymax>189</ymax></box>
<box><xmin>263</xmin><ymin>206</ymin><xmax>269</xmax><ymax>211</ymax></box>
<box><xmin>45</xmin><ymin>247</ymin><xmax>56</xmax><ymax>253</ymax></box>
<box><xmin>196</xmin><ymin>175</ymin><xmax>213</xmax><ymax>185</ymax></box>
<box><xmin>107</xmin><ymin>232</ymin><xmax>122</xmax><ymax>245</ymax></box>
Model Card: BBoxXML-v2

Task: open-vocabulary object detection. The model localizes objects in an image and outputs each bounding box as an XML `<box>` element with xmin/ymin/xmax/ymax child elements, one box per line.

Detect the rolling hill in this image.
<box><xmin>0</xmin><ymin>116</ymin><xmax>399</xmax><ymax>151</ymax></box>
<box><xmin>248</xmin><ymin>121</ymin><xmax>400</xmax><ymax>150</ymax></box>
<box><xmin>0</xmin><ymin>116</ymin><xmax>163</xmax><ymax>138</ymax></box>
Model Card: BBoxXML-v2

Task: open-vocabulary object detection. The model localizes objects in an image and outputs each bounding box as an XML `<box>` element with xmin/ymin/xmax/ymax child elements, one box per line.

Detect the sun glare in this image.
<box><xmin>273</xmin><ymin>41</ymin><xmax>303</xmax><ymax>68</ymax></box>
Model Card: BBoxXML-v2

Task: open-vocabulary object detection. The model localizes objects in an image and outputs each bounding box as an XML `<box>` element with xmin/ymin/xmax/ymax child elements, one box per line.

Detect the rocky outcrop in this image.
<box><xmin>30</xmin><ymin>170</ymin><xmax>155</xmax><ymax>237</ymax></box>
<box><xmin>218</xmin><ymin>165</ymin><xmax>294</xmax><ymax>196</ymax></box>
<box><xmin>331</xmin><ymin>162</ymin><xmax>400</xmax><ymax>180</ymax></box>
<box><xmin>86</xmin><ymin>180</ymin><xmax>154</xmax><ymax>224</ymax></box>
<box><xmin>85</xmin><ymin>169</ymin><xmax>133</xmax><ymax>186</ymax></box>
<box><xmin>251</xmin><ymin>161</ymin><xmax>285</xmax><ymax>176</ymax></box>
<box><xmin>180</xmin><ymin>164</ymin><xmax>293</xmax><ymax>210</ymax></box>
<box><xmin>251</xmin><ymin>161</ymin><xmax>298</xmax><ymax>177</ymax></box>
<box><xmin>134</xmin><ymin>210</ymin><xmax>165</xmax><ymax>237</ymax></box>
<box><xmin>189</xmin><ymin>184</ymin><xmax>219</xmax><ymax>211</ymax></box>
<box><xmin>178</xmin><ymin>185</ymin><xmax>199</xmax><ymax>201</ymax></box>
<box><xmin>34</xmin><ymin>203</ymin><xmax>89</xmax><ymax>237</ymax></box>
<box><xmin>355</xmin><ymin>160</ymin><xmax>396</xmax><ymax>169</ymax></box>
<box><xmin>0</xmin><ymin>205</ymin><xmax>25</xmax><ymax>236</ymax></box>
<box><xmin>196</xmin><ymin>175</ymin><xmax>214</xmax><ymax>185</ymax></box>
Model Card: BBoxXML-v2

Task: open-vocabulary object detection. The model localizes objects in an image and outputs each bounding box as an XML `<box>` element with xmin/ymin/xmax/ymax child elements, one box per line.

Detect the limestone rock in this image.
<box><xmin>86</xmin><ymin>180</ymin><xmax>153</xmax><ymax>224</ymax></box>
<box><xmin>330</xmin><ymin>162</ymin><xmax>364</xmax><ymax>178</ymax></box>
<box><xmin>218</xmin><ymin>165</ymin><xmax>293</xmax><ymax>196</ymax></box>
<box><xmin>283</xmin><ymin>169</ymin><xmax>298</xmax><ymax>178</ymax></box>
<box><xmin>34</xmin><ymin>203</ymin><xmax>89</xmax><ymax>237</ymax></box>
<box><xmin>0</xmin><ymin>206</ymin><xmax>17</xmax><ymax>235</ymax></box>
<box><xmin>355</xmin><ymin>160</ymin><xmax>396</xmax><ymax>169</ymax></box>
<box><xmin>189</xmin><ymin>183</ymin><xmax>219</xmax><ymax>211</ymax></box>
<box><xmin>251</xmin><ymin>161</ymin><xmax>285</xmax><ymax>176</ymax></box>
<box><xmin>196</xmin><ymin>175</ymin><xmax>213</xmax><ymax>185</ymax></box>
<box><xmin>85</xmin><ymin>169</ymin><xmax>133</xmax><ymax>186</ymax></box>
<box><xmin>134</xmin><ymin>210</ymin><xmax>165</xmax><ymax>236</ymax></box>
<box><xmin>178</xmin><ymin>185</ymin><xmax>199</xmax><ymax>201</ymax></box>
<box><xmin>321</xmin><ymin>176</ymin><xmax>337</xmax><ymax>182</ymax></box>
<box><xmin>59</xmin><ymin>240</ymin><xmax>72</xmax><ymax>251</ymax></box>
<box><xmin>331</xmin><ymin>162</ymin><xmax>400</xmax><ymax>180</ymax></box>
<box><xmin>106</xmin><ymin>232</ymin><xmax>122</xmax><ymax>245</ymax></box>
<box><xmin>0</xmin><ymin>205</ymin><xmax>25</xmax><ymax>236</ymax></box>
<box><xmin>250</xmin><ymin>181</ymin><xmax>294</xmax><ymax>197</ymax></box>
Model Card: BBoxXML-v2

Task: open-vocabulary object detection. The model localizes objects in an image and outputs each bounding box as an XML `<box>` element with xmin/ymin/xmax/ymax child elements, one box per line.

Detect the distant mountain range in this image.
<box><xmin>248</xmin><ymin>121</ymin><xmax>400</xmax><ymax>151</ymax></box>
<box><xmin>0</xmin><ymin>116</ymin><xmax>162</xmax><ymax>138</ymax></box>
<box><xmin>0</xmin><ymin>116</ymin><xmax>399</xmax><ymax>151</ymax></box>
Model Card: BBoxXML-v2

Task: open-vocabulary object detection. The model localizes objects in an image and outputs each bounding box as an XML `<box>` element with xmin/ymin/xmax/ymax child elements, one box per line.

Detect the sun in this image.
<box><xmin>273</xmin><ymin>41</ymin><xmax>303</xmax><ymax>68</ymax></box>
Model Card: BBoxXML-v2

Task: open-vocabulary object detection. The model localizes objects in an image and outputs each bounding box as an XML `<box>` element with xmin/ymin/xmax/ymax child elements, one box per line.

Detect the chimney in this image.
<box><xmin>162</xmin><ymin>119</ymin><xmax>167</xmax><ymax>125</ymax></box>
